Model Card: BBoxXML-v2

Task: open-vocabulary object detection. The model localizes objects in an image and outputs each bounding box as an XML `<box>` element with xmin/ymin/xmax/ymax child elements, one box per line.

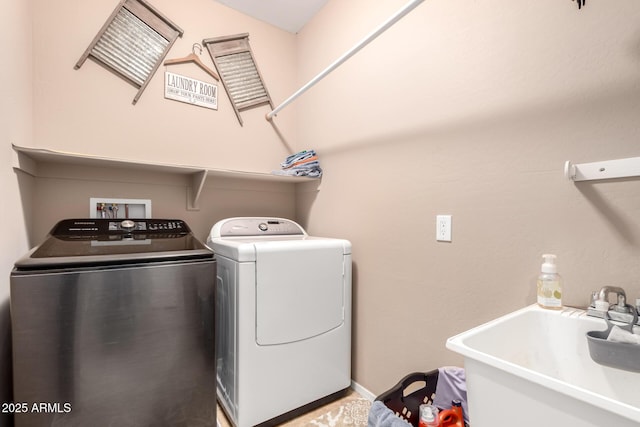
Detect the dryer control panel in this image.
<box><xmin>213</xmin><ymin>217</ymin><xmax>306</xmax><ymax>238</ymax></box>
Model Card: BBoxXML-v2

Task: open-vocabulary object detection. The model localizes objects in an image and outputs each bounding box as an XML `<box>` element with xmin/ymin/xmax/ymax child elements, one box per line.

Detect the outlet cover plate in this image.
<box><xmin>436</xmin><ymin>215</ymin><xmax>452</xmax><ymax>242</ymax></box>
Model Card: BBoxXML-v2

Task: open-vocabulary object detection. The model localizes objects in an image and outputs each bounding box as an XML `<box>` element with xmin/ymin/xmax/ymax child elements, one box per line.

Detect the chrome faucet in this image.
<box><xmin>598</xmin><ymin>285</ymin><xmax>631</xmax><ymax>314</ymax></box>
<box><xmin>587</xmin><ymin>285</ymin><xmax>638</xmax><ymax>325</ymax></box>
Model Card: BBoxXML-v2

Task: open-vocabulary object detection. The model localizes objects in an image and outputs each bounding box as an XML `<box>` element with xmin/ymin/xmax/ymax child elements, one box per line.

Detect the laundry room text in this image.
<box><xmin>164</xmin><ymin>71</ymin><xmax>218</xmax><ymax>110</ymax></box>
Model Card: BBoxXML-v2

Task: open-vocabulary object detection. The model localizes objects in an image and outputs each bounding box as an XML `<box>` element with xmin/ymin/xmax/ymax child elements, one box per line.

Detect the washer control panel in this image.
<box><xmin>107</xmin><ymin>220</ymin><xmax>186</xmax><ymax>233</ymax></box>
<box><xmin>214</xmin><ymin>218</ymin><xmax>306</xmax><ymax>237</ymax></box>
<box><xmin>51</xmin><ymin>219</ymin><xmax>189</xmax><ymax>237</ymax></box>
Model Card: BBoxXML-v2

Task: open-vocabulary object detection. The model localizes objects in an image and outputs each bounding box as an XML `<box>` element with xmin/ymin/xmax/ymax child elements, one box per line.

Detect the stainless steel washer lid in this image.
<box><xmin>14</xmin><ymin>218</ymin><xmax>213</xmax><ymax>270</ymax></box>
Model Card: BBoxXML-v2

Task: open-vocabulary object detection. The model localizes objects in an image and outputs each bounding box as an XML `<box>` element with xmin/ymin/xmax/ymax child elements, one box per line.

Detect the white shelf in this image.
<box><xmin>12</xmin><ymin>144</ymin><xmax>318</xmax><ymax>209</ymax></box>
<box><xmin>564</xmin><ymin>156</ymin><xmax>640</xmax><ymax>182</ymax></box>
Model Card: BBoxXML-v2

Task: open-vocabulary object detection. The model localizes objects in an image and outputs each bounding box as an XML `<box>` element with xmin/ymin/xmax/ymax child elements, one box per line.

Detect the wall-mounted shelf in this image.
<box><xmin>564</xmin><ymin>156</ymin><xmax>640</xmax><ymax>182</ymax></box>
<box><xmin>12</xmin><ymin>144</ymin><xmax>317</xmax><ymax>210</ymax></box>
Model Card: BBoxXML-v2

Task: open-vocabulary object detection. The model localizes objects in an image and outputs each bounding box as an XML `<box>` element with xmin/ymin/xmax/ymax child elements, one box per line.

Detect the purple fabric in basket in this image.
<box><xmin>368</xmin><ymin>401</ymin><xmax>413</xmax><ymax>427</ymax></box>
<box><xmin>433</xmin><ymin>366</ymin><xmax>469</xmax><ymax>424</ymax></box>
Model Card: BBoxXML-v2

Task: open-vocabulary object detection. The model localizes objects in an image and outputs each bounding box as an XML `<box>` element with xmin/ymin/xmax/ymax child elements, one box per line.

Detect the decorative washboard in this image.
<box><xmin>202</xmin><ymin>34</ymin><xmax>273</xmax><ymax>126</ymax></box>
<box><xmin>75</xmin><ymin>0</ymin><xmax>183</xmax><ymax>104</ymax></box>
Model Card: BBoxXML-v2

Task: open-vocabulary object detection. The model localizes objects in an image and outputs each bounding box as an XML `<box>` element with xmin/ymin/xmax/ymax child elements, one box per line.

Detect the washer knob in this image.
<box><xmin>120</xmin><ymin>219</ymin><xmax>136</xmax><ymax>231</ymax></box>
<box><xmin>258</xmin><ymin>223</ymin><xmax>268</xmax><ymax>232</ymax></box>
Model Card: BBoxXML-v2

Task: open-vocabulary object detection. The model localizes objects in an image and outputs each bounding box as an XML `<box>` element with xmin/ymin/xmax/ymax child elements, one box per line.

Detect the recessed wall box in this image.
<box><xmin>90</xmin><ymin>198</ymin><xmax>152</xmax><ymax>219</ymax></box>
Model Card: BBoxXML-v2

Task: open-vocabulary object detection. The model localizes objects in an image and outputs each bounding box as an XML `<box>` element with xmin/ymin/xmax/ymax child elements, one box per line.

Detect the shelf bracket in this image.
<box><xmin>564</xmin><ymin>156</ymin><xmax>640</xmax><ymax>182</ymax></box>
<box><xmin>187</xmin><ymin>169</ymin><xmax>208</xmax><ymax>211</ymax></box>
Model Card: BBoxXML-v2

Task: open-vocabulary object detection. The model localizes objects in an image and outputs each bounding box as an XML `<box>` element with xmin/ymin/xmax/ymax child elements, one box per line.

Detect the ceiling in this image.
<box><xmin>213</xmin><ymin>0</ymin><xmax>329</xmax><ymax>33</ymax></box>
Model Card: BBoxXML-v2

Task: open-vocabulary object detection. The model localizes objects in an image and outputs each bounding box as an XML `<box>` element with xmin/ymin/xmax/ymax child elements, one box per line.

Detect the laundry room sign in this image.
<box><xmin>164</xmin><ymin>71</ymin><xmax>218</xmax><ymax>110</ymax></box>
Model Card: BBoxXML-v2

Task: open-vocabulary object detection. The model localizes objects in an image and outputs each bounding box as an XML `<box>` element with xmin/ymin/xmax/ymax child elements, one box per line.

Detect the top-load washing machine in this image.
<box><xmin>11</xmin><ymin>218</ymin><xmax>216</xmax><ymax>426</ymax></box>
<box><xmin>207</xmin><ymin>217</ymin><xmax>352</xmax><ymax>427</ymax></box>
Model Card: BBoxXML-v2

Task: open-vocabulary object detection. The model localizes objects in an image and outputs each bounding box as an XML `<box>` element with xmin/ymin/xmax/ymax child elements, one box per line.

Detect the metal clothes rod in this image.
<box><xmin>266</xmin><ymin>0</ymin><xmax>426</xmax><ymax>121</ymax></box>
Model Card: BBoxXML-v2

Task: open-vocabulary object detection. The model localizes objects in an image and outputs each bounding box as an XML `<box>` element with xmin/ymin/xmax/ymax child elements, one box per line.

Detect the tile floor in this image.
<box><xmin>216</xmin><ymin>389</ymin><xmax>371</xmax><ymax>427</ymax></box>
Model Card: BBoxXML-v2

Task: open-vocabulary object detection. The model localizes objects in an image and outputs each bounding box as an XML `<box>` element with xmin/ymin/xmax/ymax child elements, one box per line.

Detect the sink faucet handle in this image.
<box><xmin>618</xmin><ymin>293</ymin><xmax>627</xmax><ymax>306</ymax></box>
<box><xmin>613</xmin><ymin>294</ymin><xmax>630</xmax><ymax>313</ymax></box>
<box><xmin>590</xmin><ymin>291</ymin><xmax>599</xmax><ymax>307</ymax></box>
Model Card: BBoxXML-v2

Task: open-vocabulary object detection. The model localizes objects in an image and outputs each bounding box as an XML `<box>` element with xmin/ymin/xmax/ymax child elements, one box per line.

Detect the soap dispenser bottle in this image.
<box><xmin>537</xmin><ymin>254</ymin><xmax>563</xmax><ymax>310</ymax></box>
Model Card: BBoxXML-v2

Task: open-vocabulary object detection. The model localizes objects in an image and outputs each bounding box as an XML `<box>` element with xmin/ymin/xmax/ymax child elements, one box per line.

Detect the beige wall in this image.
<box><xmin>1</xmin><ymin>0</ymin><xmax>34</xmax><ymax>422</ymax></box>
<box><xmin>295</xmin><ymin>0</ymin><xmax>640</xmax><ymax>394</ymax></box>
<box><xmin>29</xmin><ymin>163</ymin><xmax>298</xmax><ymax>244</ymax></box>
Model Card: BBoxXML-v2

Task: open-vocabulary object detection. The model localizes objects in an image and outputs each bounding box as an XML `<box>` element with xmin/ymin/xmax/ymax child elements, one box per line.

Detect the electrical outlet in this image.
<box><xmin>436</xmin><ymin>215</ymin><xmax>452</xmax><ymax>242</ymax></box>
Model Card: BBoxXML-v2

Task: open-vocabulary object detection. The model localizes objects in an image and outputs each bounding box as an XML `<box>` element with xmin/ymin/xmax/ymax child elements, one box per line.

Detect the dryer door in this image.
<box><xmin>254</xmin><ymin>240</ymin><xmax>345</xmax><ymax>345</ymax></box>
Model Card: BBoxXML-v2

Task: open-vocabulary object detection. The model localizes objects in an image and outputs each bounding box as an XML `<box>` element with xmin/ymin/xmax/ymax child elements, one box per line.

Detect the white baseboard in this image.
<box><xmin>351</xmin><ymin>379</ymin><xmax>376</xmax><ymax>402</ymax></box>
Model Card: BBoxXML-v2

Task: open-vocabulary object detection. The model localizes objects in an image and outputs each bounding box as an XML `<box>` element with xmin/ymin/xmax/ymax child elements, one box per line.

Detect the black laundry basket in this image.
<box><xmin>375</xmin><ymin>370</ymin><xmax>440</xmax><ymax>427</ymax></box>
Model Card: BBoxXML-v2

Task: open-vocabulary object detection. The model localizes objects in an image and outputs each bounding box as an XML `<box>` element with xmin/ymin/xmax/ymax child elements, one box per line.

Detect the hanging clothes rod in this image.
<box><xmin>266</xmin><ymin>0</ymin><xmax>426</xmax><ymax>121</ymax></box>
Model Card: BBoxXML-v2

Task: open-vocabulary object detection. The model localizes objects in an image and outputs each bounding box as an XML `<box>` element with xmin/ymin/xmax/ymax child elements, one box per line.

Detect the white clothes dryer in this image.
<box><xmin>207</xmin><ymin>217</ymin><xmax>352</xmax><ymax>427</ymax></box>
